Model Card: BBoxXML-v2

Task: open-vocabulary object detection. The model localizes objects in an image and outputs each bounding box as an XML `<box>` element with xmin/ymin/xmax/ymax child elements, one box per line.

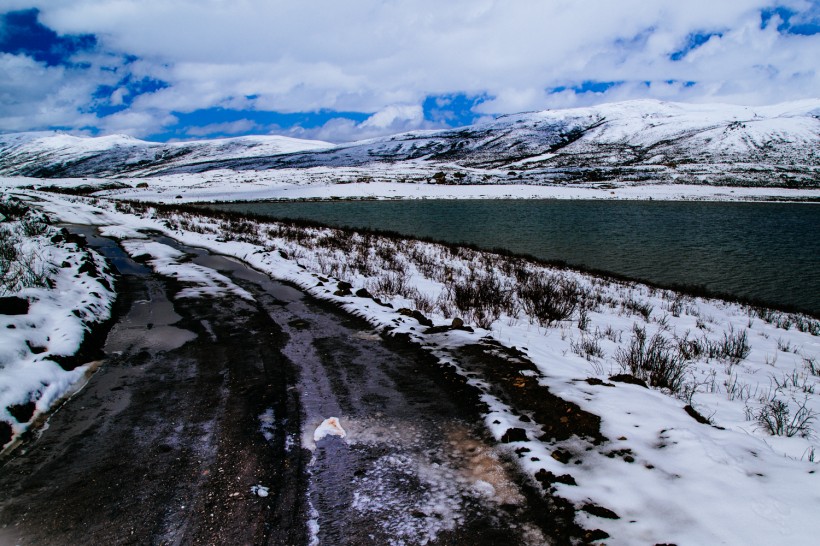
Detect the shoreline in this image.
<box><xmin>3</xmin><ymin>176</ymin><xmax>820</xmax><ymax>204</ymax></box>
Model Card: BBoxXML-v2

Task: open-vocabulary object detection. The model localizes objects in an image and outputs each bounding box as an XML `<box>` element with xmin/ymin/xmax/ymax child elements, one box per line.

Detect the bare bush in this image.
<box><xmin>616</xmin><ymin>324</ymin><xmax>688</xmax><ymax>393</ymax></box>
<box><xmin>0</xmin><ymin>224</ymin><xmax>52</xmax><ymax>295</ymax></box>
<box><xmin>449</xmin><ymin>271</ymin><xmax>508</xmax><ymax>329</ymax></box>
<box><xmin>517</xmin><ymin>272</ymin><xmax>578</xmax><ymax>327</ymax></box>
<box><xmin>754</xmin><ymin>396</ymin><xmax>816</xmax><ymax>438</ymax></box>
<box><xmin>368</xmin><ymin>271</ymin><xmax>410</xmax><ymax>297</ymax></box>
<box><xmin>571</xmin><ymin>335</ymin><xmax>605</xmax><ymax>361</ymax></box>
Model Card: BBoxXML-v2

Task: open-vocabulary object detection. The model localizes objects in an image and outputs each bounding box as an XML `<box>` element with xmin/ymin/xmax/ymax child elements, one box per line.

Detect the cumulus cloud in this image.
<box><xmin>185</xmin><ymin>119</ymin><xmax>260</xmax><ymax>138</ymax></box>
<box><xmin>277</xmin><ymin>105</ymin><xmax>443</xmax><ymax>143</ymax></box>
<box><xmin>1</xmin><ymin>0</ymin><xmax>818</xmax><ymax>139</ymax></box>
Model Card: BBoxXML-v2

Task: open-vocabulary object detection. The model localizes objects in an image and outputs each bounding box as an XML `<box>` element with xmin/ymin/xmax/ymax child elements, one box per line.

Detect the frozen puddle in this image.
<box><xmin>311</xmin><ymin>417</ymin><xmax>544</xmax><ymax>546</ymax></box>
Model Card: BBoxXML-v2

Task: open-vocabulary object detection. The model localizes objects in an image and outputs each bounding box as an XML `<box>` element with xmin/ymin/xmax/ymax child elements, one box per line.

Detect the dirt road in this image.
<box><xmin>0</xmin><ymin>228</ymin><xmax>594</xmax><ymax>545</ymax></box>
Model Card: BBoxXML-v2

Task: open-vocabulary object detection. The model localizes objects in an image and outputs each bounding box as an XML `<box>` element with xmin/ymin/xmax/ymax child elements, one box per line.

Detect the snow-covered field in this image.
<box><xmin>10</xmin><ymin>190</ymin><xmax>818</xmax><ymax>545</ymax></box>
<box><xmin>4</xmin><ymin>173</ymin><xmax>820</xmax><ymax>204</ymax></box>
<box><xmin>0</xmin><ymin>196</ymin><xmax>115</xmax><ymax>454</ymax></box>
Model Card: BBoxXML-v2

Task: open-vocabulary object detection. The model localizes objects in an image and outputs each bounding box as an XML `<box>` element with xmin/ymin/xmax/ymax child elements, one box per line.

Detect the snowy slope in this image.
<box><xmin>0</xmin><ymin>99</ymin><xmax>818</xmax><ymax>186</ymax></box>
<box><xmin>0</xmin><ymin>132</ymin><xmax>333</xmax><ymax>178</ymax></box>
<box><xmin>153</xmin><ymin>99</ymin><xmax>819</xmax><ymax>182</ymax></box>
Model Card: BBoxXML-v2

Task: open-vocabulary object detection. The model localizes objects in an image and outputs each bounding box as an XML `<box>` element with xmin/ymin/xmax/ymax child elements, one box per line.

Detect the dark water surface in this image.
<box><xmin>203</xmin><ymin>200</ymin><xmax>820</xmax><ymax>316</ymax></box>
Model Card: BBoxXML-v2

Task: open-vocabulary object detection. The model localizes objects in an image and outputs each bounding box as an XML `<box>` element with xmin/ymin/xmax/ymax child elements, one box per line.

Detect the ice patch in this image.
<box><xmin>314</xmin><ymin>417</ymin><xmax>346</xmax><ymax>442</ymax></box>
<box><xmin>258</xmin><ymin>408</ymin><xmax>275</xmax><ymax>442</ymax></box>
<box><xmin>250</xmin><ymin>484</ymin><xmax>269</xmax><ymax>498</ymax></box>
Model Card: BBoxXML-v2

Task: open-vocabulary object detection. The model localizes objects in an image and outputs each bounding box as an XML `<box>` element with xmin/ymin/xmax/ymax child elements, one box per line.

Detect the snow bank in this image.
<box><xmin>0</xmin><ymin>196</ymin><xmax>115</xmax><ymax>453</ymax></box>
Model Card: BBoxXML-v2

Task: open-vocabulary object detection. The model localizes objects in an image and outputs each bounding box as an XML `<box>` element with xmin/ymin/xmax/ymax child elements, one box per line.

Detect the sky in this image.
<box><xmin>0</xmin><ymin>0</ymin><xmax>818</xmax><ymax>143</ymax></box>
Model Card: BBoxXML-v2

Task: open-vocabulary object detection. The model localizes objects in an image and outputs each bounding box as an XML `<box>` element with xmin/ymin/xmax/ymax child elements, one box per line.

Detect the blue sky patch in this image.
<box><xmin>761</xmin><ymin>6</ymin><xmax>820</xmax><ymax>35</ymax></box>
<box><xmin>90</xmin><ymin>76</ymin><xmax>170</xmax><ymax>117</ymax></box>
<box><xmin>422</xmin><ymin>93</ymin><xmax>490</xmax><ymax>127</ymax></box>
<box><xmin>0</xmin><ymin>8</ymin><xmax>96</xmax><ymax>66</ymax></box>
<box><xmin>549</xmin><ymin>81</ymin><xmax>623</xmax><ymax>95</ymax></box>
<box><xmin>148</xmin><ymin>108</ymin><xmax>371</xmax><ymax>141</ymax></box>
<box><xmin>669</xmin><ymin>32</ymin><xmax>723</xmax><ymax>61</ymax></box>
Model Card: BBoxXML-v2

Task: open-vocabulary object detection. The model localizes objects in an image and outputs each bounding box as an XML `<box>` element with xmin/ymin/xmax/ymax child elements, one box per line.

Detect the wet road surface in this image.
<box><xmin>0</xmin><ymin>228</ymin><xmax>587</xmax><ymax>545</ymax></box>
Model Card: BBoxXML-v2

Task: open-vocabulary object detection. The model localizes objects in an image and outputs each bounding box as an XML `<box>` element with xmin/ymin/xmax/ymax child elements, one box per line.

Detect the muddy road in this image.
<box><xmin>0</xmin><ymin>228</ymin><xmax>594</xmax><ymax>545</ymax></box>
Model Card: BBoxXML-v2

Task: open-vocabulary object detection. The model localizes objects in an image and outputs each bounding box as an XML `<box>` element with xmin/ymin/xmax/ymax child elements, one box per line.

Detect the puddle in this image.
<box><xmin>63</xmin><ymin>226</ymin><xmax>197</xmax><ymax>355</ymax></box>
<box><xmin>104</xmin><ymin>279</ymin><xmax>197</xmax><ymax>355</ymax></box>
<box><xmin>66</xmin><ymin>224</ymin><xmax>149</xmax><ymax>276</ymax></box>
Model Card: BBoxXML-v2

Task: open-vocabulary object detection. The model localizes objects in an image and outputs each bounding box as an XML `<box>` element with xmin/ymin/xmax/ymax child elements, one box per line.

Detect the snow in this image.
<box><xmin>0</xmin><ymin>198</ymin><xmax>115</xmax><ymax>453</ymax></box>
<box><xmin>4</xmin><ymin>174</ymin><xmax>818</xmax><ymax>204</ymax></box>
<box><xmin>9</xmin><ymin>190</ymin><xmax>820</xmax><ymax>544</ymax></box>
<box><xmin>250</xmin><ymin>485</ymin><xmax>269</xmax><ymax>498</ymax></box>
<box><xmin>119</xmin><ymin>240</ymin><xmax>254</xmax><ymax>301</ymax></box>
<box><xmin>313</xmin><ymin>417</ymin><xmax>347</xmax><ymax>442</ymax></box>
<box><xmin>1</xmin><ymin>99</ymin><xmax>816</xmax><ymax>188</ymax></box>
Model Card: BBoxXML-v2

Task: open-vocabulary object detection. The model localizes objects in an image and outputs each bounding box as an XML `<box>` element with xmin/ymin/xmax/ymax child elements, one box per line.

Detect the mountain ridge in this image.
<box><xmin>1</xmin><ymin>99</ymin><xmax>818</xmax><ymax>186</ymax></box>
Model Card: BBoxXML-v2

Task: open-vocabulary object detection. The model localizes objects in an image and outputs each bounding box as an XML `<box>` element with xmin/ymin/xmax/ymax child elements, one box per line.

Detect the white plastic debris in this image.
<box><xmin>313</xmin><ymin>417</ymin><xmax>347</xmax><ymax>442</ymax></box>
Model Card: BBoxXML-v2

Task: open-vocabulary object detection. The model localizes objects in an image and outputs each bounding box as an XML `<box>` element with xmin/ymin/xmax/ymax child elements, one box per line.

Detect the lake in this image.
<box><xmin>201</xmin><ymin>199</ymin><xmax>820</xmax><ymax>316</ymax></box>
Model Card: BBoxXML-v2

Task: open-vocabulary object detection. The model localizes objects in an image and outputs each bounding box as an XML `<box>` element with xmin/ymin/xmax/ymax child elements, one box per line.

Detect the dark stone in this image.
<box><xmin>585</xmin><ymin>530</ymin><xmax>611</xmax><ymax>542</ymax></box>
<box><xmin>411</xmin><ymin>310</ymin><xmax>433</xmax><ymax>327</ymax></box>
<box><xmin>7</xmin><ymin>400</ymin><xmax>36</xmax><ymax>423</ymax></box>
<box><xmin>609</xmin><ymin>373</ymin><xmax>649</xmax><ymax>388</ymax></box>
<box><xmin>0</xmin><ymin>297</ymin><xmax>29</xmax><ymax>315</ymax></box>
<box><xmin>0</xmin><ymin>420</ymin><xmax>11</xmax><ymax>447</ymax></box>
<box><xmin>78</xmin><ymin>260</ymin><xmax>98</xmax><ymax>276</ymax></box>
<box><xmin>397</xmin><ymin>308</ymin><xmax>433</xmax><ymax>327</ymax></box>
<box><xmin>25</xmin><ymin>341</ymin><xmax>47</xmax><ymax>354</ymax></box>
<box><xmin>451</xmin><ymin>317</ymin><xmax>464</xmax><ymax>328</ymax></box>
<box><xmin>334</xmin><ymin>282</ymin><xmax>352</xmax><ymax>296</ymax></box>
<box><xmin>684</xmin><ymin>405</ymin><xmax>710</xmax><ymax>425</ymax></box>
<box><xmin>500</xmin><ymin>427</ymin><xmax>528</xmax><ymax>443</ymax></box>
<box><xmin>534</xmin><ymin>468</ymin><xmax>577</xmax><ymax>487</ymax></box>
<box><xmin>585</xmin><ymin>377</ymin><xmax>615</xmax><ymax>387</ymax></box>
<box><xmin>355</xmin><ymin>288</ymin><xmax>373</xmax><ymax>298</ymax></box>
<box><xmin>551</xmin><ymin>449</ymin><xmax>572</xmax><ymax>464</ymax></box>
<box><xmin>581</xmin><ymin>503</ymin><xmax>620</xmax><ymax>520</ymax></box>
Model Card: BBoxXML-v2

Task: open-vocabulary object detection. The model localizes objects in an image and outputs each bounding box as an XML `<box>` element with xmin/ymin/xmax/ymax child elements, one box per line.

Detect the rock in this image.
<box><xmin>684</xmin><ymin>404</ymin><xmax>711</xmax><ymax>425</ymax></box>
<box><xmin>451</xmin><ymin>317</ymin><xmax>464</xmax><ymax>328</ymax></box>
<box><xmin>7</xmin><ymin>401</ymin><xmax>36</xmax><ymax>423</ymax></box>
<box><xmin>0</xmin><ymin>297</ymin><xmax>29</xmax><ymax>315</ymax></box>
<box><xmin>334</xmin><ymin>281</ymin><xmax>353</xmax><ymax>296</ymax></box>
<box><xmin>500</xmin><ymin>427</ymin><xmax>528</xmax><ymax>443</ymax></box>
<box><xmin>608</xmin><ymin>373</ymin><xmax>648</xmax><ymax>388</ymax></box>
<box><xmin>355</xmin><ymin>288</ymin><xmax>373</xmax><ymax>298</ymax></box>
<box><xmin>0</xmin><ymin>421</ymin><xmax>11</xmax><ymax>448</ymax></box>
<box><xmin>581</xmin><ymin>503</ymin><xmax>620</xmax><ymax>520</ymax></box>
<box><xmin>534</xmin><ymin>468</ymin><xmax>577</xmax><ymax>487</ymax></box>
<box><xmin>551</xmin><ymin>449</ymin><xmax>572</xmax><ymax>464</ymax></box>
<box><xmin>411</xmin><ymin>310</ymin><xmax>433</xmax><ymax>327</ymax></box>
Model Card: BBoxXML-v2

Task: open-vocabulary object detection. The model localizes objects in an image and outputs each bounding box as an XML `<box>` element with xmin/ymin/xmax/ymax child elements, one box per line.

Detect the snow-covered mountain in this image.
<box><xmin>0</xmin><ymin>132</ymin><xmax>333</xmax><ymax>178</ymax></box>
<box><xmin>1</xmin><ymin>99</ymin><xmax>818</xmax><ymax>186</ymax></box>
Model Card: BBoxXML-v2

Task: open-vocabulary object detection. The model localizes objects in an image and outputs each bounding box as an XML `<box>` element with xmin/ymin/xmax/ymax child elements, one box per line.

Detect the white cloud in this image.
<box><xmin>185</xmin><ymin>119</ymin><xmax>259</xmax><ymax>137</ymax></box>
<box><xmin>274</xmin><ymin>105</ymin><xmax>444</xmax><ymax>142</ymax></box>
<box><xmin>0</xmin><ymin>52</ymin><xmax>100</xmax><ymax>131</ymax></box>
<box><xmin>2</xmin><ymin>0</ymin><xmax>818</xmax><ymax>139</ymax></box>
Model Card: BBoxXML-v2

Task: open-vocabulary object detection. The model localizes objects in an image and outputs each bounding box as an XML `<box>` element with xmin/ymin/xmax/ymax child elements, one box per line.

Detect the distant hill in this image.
<box><xmin>1</xmin><ymin>99</ymin><xmax>818</xmax><ymax>186</ymax></box>
<box><xmin>0</xmin><ymin>132</ymin><xmax>333</xmax><ymax>178</ymax></box>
